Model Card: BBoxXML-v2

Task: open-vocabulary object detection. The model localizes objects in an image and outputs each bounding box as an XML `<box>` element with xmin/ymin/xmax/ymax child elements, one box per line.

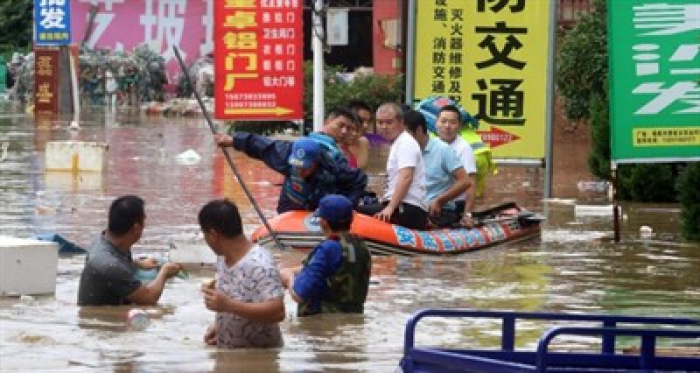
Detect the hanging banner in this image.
<box><xmin>214</xmin><ymin>0</ymin><xmax>303</xmax><ymax>121</ymax></box>
<box><xmin>609</xmin><ymin>0</ymin><xmax>700</xmax><ymax>164</ymax></box>
<box><xmin>34</xmin><ymin>48</ymin><xmax>60</xmax><ymax>114</ymax></box>
<box><xmin>70</xmin><ymin>0</ymin><xmax>211</xmax><ymax>83</ymax></box>
<box><xmin>413</xmin><ymin>0</ymin><xmax>553</xmax><ymax>159</ymax></box>
<box><xmin>35</xmin><ymin>0</ymin><xmax>72</xmax><ymax>46</ymax></box>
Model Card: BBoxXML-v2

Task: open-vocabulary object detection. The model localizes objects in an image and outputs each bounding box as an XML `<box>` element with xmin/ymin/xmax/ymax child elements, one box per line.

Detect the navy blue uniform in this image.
<box><xmin>232</xmin><ymin>132</ymin><xmax>368</xmax><ymax>213</ymax></box>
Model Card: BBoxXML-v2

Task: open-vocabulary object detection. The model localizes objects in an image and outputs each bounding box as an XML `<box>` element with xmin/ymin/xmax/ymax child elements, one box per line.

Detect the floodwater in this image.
<box><xmin>1</xmin><ymin>108</ymin><xmax>699</xmax><ymax>372</ymax></box>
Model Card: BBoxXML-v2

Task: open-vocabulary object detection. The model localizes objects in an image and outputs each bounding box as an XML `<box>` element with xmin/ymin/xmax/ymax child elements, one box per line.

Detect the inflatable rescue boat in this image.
<box><xmin>252</xmin><ymin>202</ymin><xmax>543</xmax><ymax>256</ymax></box>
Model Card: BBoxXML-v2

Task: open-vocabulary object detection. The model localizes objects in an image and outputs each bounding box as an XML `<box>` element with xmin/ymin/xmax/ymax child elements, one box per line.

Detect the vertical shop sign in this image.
<box><xmin>609</xmin><ymin>0</ymin><xmax>700</xmax><ymax>164</ymax></box>
<box><xmin>35</xmin><ymin>0</ymin><xmax>72</xmax><ymax>46</ymax></box>
<box><xmin>414</xmin><ymin>0</ymin><xmax>552</xmax><ymax>159</ymax></box>
<box><xmin>214</xmin><ymin>0</ymin><xmax>303</xmax><ymax>120</ymax></box>
<box><xmin>34</xmin><ymin>48</ymin><xmax>60</xmax><ymax>114</ymax></box>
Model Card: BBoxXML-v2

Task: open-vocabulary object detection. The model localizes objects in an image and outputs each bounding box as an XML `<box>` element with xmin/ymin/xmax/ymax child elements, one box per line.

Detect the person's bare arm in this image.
<box><xmin>279</xmin><ymin>265</ymin><xmax>302</xmax><ymax>289</ymax></box>
<box><xmin>202</xmin><ymin>288</ymin><xmax>285</xmax><ymax>323</ymax></box>
<box><xmin>126</xmin><ymin>263</ymin><xmax>182</xmax><ymax>305</ymax></box>
<box><xmin>281</xmin><ymin>272</ymin><xmax>303</xmax><ymax>303</ymax></box>
<box><xmin>460</xmin><ymin>173</ymin><xmax>478</xmax><ymax>227</ymax></box>
<box><xmin>214</xmin><ymin>133</ymin><xmax>233</xmax><ymax>147</ymax></box>
<box><xmin>375</xmin><ymin>167</ymin><xmax>414</xmax><ymax>222</ymax></box>
<box><xmin>464</xmin><ymin>173</ymin><xmax>477</xmax><ymax>213</ymax></box>
<box><xmin>203</xmin><ymin>323</ymin><xmax>217</xmax><ymax>345</ymax></box>
<box><xmin>354</xmin><ymin>137</ymin><xmax>370</xmax><ymax>169</ymax></box>
<box><xmin>429</xmin><ymin>167</ymin><xmax>470</xmax><ymax>216</ymax></box>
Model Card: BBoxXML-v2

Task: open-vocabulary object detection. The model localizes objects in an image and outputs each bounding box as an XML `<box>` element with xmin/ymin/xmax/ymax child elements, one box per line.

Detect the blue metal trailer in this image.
<box><xmin>400</xmin><ymin>309</ymin><xmax>700</xmax><ymax>372</ymax></box>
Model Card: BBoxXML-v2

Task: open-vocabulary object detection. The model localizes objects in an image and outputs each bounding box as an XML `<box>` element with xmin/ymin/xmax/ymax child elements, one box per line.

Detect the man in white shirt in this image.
<box><xmin>357</xmin><ymin>103</ymin><xmax>428</xmax><ymax>230</ymax></box>
<box><xmin>436</xmin><ymin>105</ymin><xmax>478</xmax><ymax>227</ymax></box>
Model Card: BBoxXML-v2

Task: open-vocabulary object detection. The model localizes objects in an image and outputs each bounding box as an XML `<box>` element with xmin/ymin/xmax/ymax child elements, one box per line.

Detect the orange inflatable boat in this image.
<box><xmin>252</xmin><ymin>203</ymin><xmax>543</xmax><ymax>256</ymax></box>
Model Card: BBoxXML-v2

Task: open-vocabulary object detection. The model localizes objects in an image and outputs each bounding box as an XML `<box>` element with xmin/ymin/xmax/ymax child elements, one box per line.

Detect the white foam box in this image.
<box><xmin>44</xmin><ymin>171</ymin><xmax>104</xmax><ymax>190</ymax></box>
<box><xmin>45</xmin><ymin>141</ymin><xmax>109</xmax><ymax>172</ymax></box>
<box><xmin>168</xmin><ymin>242</ymin><xmax>217</xmax><ymax>267</ymax></box>
<box><xmin>0</xmin><ymin>236</ymin><xmax>59</xmax><ymax>296</ymax></box>
<box><xmin>574</xmin><ymin>204</ymin><xmax>621</xmax><ymax>217</ymax></box>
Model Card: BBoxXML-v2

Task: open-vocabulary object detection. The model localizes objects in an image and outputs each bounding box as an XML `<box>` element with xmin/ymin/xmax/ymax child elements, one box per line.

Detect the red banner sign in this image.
<box><xmin>476</xmin><ymin>126</ymin><xmax>521</xmax><ymax>149</ymax></box>
<box><xmin>34</xmin><ymin>47</ymin><xmax>60</xmax><ymax>114</ymax></box>
<box><xmin>214</xmin><ymin>0</ymin><xmax>303</xmax><ymax>121</ymax></box>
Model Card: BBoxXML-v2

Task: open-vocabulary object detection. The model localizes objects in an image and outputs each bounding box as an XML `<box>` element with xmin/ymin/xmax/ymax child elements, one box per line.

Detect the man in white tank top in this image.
<box><xmin>356</xmin><ymin>103</ymin><xmax>428</xmax><ymax>230</ymax></box>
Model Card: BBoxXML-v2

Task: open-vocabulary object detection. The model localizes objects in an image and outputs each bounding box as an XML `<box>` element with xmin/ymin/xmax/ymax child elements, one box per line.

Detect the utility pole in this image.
<box><xmin>312</xmin><ymin>0</ymin><xmax>325</xmax><ymax>132</ymax></box>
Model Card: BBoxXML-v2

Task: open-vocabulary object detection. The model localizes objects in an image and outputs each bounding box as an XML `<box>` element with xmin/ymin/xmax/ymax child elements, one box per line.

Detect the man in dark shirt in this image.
<box><xmin>77</xmin><ymin>195</ymin><xmax>182</xmax><ymax>306</ymax></box>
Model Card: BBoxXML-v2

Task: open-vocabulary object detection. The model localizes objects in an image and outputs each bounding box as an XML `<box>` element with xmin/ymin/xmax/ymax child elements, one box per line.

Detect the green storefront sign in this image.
<box><xmin>608</xmin><ymin>0</ymin><xmax>700</xmax><ymax>165</ymax></box>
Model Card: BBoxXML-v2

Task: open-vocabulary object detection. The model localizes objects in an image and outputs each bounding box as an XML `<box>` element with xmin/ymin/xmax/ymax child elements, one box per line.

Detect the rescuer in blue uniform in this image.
<box><xmin>214</xmin><ymin>133</ymin><xmax>367</xmax><ymax>213</ymax></box>
<box><xmin>280</xmin><ymin>194</ymin><xmax>372</xmax><ymax>316</ymax></box>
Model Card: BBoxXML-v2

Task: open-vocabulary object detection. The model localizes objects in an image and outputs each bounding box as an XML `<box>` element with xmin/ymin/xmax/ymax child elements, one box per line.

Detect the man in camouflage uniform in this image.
<box><xmin>281</xmin><ymin>195</ymin><xmax>371</xmax><ymax>316</ymax></box>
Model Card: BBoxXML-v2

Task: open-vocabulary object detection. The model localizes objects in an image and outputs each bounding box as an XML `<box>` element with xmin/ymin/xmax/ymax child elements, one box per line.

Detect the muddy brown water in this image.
<box><xmin>1</xmin><ymin>109</ymin><xmax>698</xmax><ymax>372</ymax></box>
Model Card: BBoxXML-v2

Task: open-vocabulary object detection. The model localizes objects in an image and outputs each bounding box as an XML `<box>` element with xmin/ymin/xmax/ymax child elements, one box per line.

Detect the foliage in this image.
<box><xmin>232</xmin><ymin>62</ymin><xmax>404</xmax><ymax>134</ymax></box>
<box><xmin>302</xmin><ymin>61</ymin><xmax>404</xmax><ymax>121</ymax></box>
<box><xmin>616</xmin><ymin>163</ymin><xmax>678</xmax><ymax>203</ymax></box>
<box><xmin>556</xmin><ymin>0</ymin><xmax>608</xmax><ymax>121</ymax></box>
<box><xmin>587</xmin><ymin>89</ymin><xmax>611</xmax><ymax>179</ymax></box>
<box><xmin>676</xmin><ymin>162</ymin><xmax>700</xmax><ymax>241</ymax></box>
<box><xmin>557</xmin><ymin>0</ymin><xmax>685</xmax><ymax>205</ymax></box>
<box><xmin>0</xmin><ymin>0</ymin><xmax>33</xmax><ymax>59</ymax></box>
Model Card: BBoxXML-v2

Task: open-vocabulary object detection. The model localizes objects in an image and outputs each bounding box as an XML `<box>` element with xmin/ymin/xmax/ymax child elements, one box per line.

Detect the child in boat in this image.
<box><xmin>280</xmin><ymin>195</ymin><xmax>372</xmax><ymax>317</ymax></box>
<box><xmin>198</xmin><ymin>199</ymin><xmax>286</xmax><ymax>348</ymax></box>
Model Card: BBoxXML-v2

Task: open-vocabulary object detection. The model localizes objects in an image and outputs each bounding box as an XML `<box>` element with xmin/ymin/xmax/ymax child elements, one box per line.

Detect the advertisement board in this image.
<box><xmin>413</xmin><ymin>0</ymin><xmax>553</xmax><ymax>159</ymax></box>
<box><xmin>609</xmin><ymin>0</ymin><xmax>700</xmax><ymax>164</ymax></box>
<box><xmin>213</xmin><ymin>0</ymin><xmax>303</xmax><ymax>121</ymax></box>
<box><xmin>35</xmin><ymin>0</ymin><xmax>72</xmax><ymax>46</ymax></box>
<box><xmin>34</xmin><ymin>48</ymin><xmax>60</xmax><ymax>114</ymax></box>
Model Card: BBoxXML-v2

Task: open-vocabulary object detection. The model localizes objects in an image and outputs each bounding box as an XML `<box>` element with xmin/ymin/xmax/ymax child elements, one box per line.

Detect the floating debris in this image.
<box><xmin>175</xmin><ymin>149</ymin><xmax>202</xmax><ymax>165</ymax></box>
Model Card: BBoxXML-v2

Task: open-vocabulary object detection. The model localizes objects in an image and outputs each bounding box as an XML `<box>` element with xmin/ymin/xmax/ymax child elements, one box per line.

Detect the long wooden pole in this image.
<box><xmin>172</xmin><ymin>46</ymin><xmax>285</xmax><ymax>250</ymax></box>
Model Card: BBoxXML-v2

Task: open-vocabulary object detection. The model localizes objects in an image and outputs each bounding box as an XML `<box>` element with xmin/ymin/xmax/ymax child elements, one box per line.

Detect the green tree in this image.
<box><xmin>557</xmin><ymin>0</ymin><xmax>612</xmax><ymax>181</ymax></box>
<box><xmin>556</xmin><ymin>0</ymin><xmax>607</xmax><ymax>122</ymax></box>
<box><xmin>587</xmin><ymin>87</ymin><xmax>610</xmax><ymax>179</ymax></box>
<box><xmin>232</xmin><ymin>62</ymin><xmax>403</xmax><ymax>134</ymax></box>
<box><xmin>676</xmin><ymin>162</ymin><xmax>700</xmax><ymax>241</ymax></box>
<box><xmin>0</xmin><ymin>0</ymin><xmax>33</xmax><ymax>58</ymax></box>
<box><xmin>302</xmin><ymin>61</ymin><xmax>404</xmax><ymax>122</ymax></box>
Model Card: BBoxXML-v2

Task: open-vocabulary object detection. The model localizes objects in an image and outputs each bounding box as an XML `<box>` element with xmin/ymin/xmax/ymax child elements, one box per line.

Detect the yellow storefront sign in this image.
<box><xmin>413</xmin><ymin>1</ymin><xmax>552</xmax><ymax>159</ymax></box>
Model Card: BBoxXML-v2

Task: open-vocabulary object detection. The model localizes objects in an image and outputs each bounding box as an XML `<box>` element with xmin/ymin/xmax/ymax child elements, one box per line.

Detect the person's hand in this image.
<box><xmin>374</xmin><ymin>206</ymin><xmax>394</xmax><ymax>222</ymax></box>
<box><xmin>279</xmin><ymin>268</ymin><xmax>294</xmax><ymax>289</ymax></box>
<box><xmin>160</xmin><ymin>262</ymin><xmax>183</xmax><ymax>278</ymax></box>
<box><xmin>461</xmin><ymin>214</ymin><xmax>475</xmax><ymax>228</ymax></box>
<box><xmin>202</xmin><ymin>287</ymin><xmax>231</xmax><ymax>312</ymax></box>
<box><xmin>428</xmin><ymin>200</ymin><xmax>443</xmax><ymax>217</ymax></box>
<box><xmin>213</xmin><ymin>133</ymin><xmax>233</xmax><ymax>147</ymax></box>
<box><xmin>136</xmin><ymin>257</ymin><xmax>159</xmax><ymax>270</ymax></box>
<box><xmin>204</xmin><ymin>324</ymin><xmax>217</xmax><ymax>346</ymax></box>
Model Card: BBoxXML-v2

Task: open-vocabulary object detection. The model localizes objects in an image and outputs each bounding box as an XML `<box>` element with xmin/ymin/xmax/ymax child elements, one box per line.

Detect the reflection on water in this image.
<box><xmin>1</xmin><ymin>110</ymin><xmax>699</xmax><ymax>372</ymax></box>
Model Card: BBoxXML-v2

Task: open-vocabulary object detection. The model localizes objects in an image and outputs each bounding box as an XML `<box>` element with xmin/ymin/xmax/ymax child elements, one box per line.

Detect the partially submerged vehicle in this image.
<box><xmin>400</xmin><ymin>309</ymin><xmax>700</xmax><ymax>372</ymax></box>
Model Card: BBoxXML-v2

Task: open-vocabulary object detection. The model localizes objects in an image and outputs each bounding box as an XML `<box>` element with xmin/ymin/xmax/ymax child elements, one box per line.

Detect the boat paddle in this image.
<box><xmin>172</xmin><ymin>46</ymin><xmax>286</xmax><ymax>251</ymax></box>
